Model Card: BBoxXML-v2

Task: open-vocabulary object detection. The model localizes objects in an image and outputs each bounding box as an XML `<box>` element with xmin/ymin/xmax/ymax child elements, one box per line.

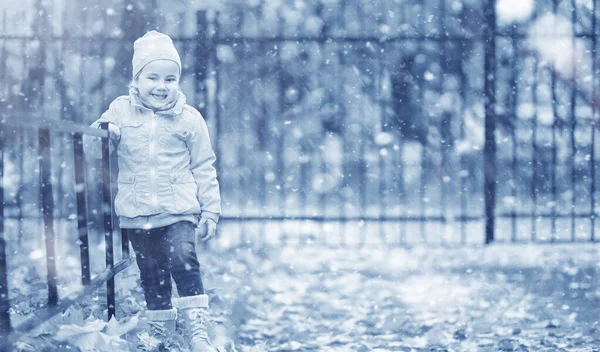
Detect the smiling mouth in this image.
<box><xmin>151</xmin><ymin>93</ymin><xmax>168</xmax><ymax>100</ymax></box>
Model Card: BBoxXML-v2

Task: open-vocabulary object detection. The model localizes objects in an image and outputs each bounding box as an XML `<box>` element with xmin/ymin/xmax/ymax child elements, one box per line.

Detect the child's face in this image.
<box><xmin>136</xmin><ymin>59</ymin><xmax>180</xmax><ymax>109</ymax></box>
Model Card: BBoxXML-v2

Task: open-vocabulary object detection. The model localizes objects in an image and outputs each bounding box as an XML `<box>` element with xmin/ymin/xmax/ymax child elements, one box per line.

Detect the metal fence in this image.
<box><xmin>0</xmin><ymin>120</ymin><xmax>132</xmax><ymax>347</ymax></box>
<box><xmin>204</xmin><ymin>2</ymin><xmax>600</xmax><ymax>246</ymax></box>
<box><xmin>0</xmin><ymin>2</ymin><xmax>597</xmax><ymax>255</ymax></box>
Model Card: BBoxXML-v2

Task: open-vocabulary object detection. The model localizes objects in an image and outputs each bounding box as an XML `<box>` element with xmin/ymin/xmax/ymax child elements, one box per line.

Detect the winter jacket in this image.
<box><xmin>84</xmin><ymin>91</ymin><xmax>220</xmax><ymax>227</ymax></box>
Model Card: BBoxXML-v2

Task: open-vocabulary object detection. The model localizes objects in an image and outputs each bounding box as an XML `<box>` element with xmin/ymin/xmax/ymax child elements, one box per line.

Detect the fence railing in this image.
<box><xmin>0</xmin><ymin>117</ymin><xmax>132</xmax><ymax>349</ymax></box>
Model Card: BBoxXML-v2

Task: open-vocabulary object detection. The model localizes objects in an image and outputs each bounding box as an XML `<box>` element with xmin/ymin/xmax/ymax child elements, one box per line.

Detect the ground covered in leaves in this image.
<box><xmin>5</xmin><ymin>242</ymin><xmax>600</xmax><ymax>351</ymax></box>
<box><xmin>234</xmin><ymin>244</ymin><xmax>600</xmax><ymax>351</ymax></box>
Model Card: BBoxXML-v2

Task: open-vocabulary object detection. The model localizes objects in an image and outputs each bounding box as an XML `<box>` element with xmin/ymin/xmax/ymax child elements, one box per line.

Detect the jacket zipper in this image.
<box><xmin>149</xmin><ymin>114</ymin><xmax>159</xmax><ymax>211</ymax></box>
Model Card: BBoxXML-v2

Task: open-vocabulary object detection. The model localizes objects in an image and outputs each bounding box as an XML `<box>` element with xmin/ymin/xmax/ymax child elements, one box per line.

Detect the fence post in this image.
<box><xmin>0</xmin><ymin>122</ymin><xmax>11</xmax><ymax>340</ymax></box>
<box><xmin>72</xmin><ymin>133</ymin><xmax>91</xmax><ymax>286</ymax></box>
<box><xmin>39</xmin><ymin>127</ymin><xmax>58</xmax><ymax>305</ymax></box>
<box><xmin>100</xmin><ymin>123</ymin><xmax>115</xmax><ymax>320</ymax></box>
<box><xmin>483</xmin><ymin>0</ymin><xmax>497</xmax><ymax>244</ymax></box>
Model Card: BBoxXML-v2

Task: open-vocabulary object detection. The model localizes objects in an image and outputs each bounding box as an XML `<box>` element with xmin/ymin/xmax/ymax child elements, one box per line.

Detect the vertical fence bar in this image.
<box><xmin>18</xmin><ymin>26</ymin><xmax>28</xmax><ymax>247</ymax></box>
<box><xmin>549</xmin><ymin>0</ymin><xmax>559</xmax><ymax>243</ymax></box>
<box><xmin>196</xmin><ymin>10</ymin><xmax>218</xmax><ymax>180</ymax></box>
<box><xmin>318</xmin><ymin>147</ymin><xmax>327</xmax><ymax>246</ymax></box>
<box><xmin>72</xmin><ymin>132</ymin><xmax>90</xmax><ymax>285</ymax></box>
<box><xmin>459</xmin><ymin>32</ymin><xmax>468</xmax><ymax>244</ymax></box>
<box><xmin>342</xmin><ymin>56</ymin><xmax>354</xmax><ymax>248</ymax></box>
<box><xmin>318</xmin><ymin>38</ymin><xmax>327</xmax><ymax>247</ymax></box>
<box><xmin>14</xmin><ymin>24</ymin><xmax>24</xmax><ymax>246</ymax></box>
<box><xmin>378</xmin><ymin>130</ymin><xmax>386</xmax><ymax>245</ymax></box>
<box><xmin>259</xmin><ymin>104</ymin><xmax>268</xmax><ymax>247</ymax></box>
<box><xmin>100</xmin><ymin>123</ymin><xmax>115</xmax><ymax>320</ymax></box>
<box><xmin>550</xmin><ymin>85</ymin><xmax>558</xmax><ymax>242</ymax></box>
<box><xmin>275</xmin><ymin>9</ymin><xmax>286</xmax><ymax>247</ymax></box>
<box><xmin>100</xmin><ymin>11</ymin><xmax>107</xmax><ymax>110</ymax></box>
<box><xmin>417</xmin><ymin>4</ymin><xmax>427</xmax><ymax>243</ymax></box>
<box><xmin>274</xmin><ymin>30</ymin><xmax>285</xmax><ymax>247</ymax></box>
<box><xmin>377</xmin><ymin>45</ymin><xmax>386</xmax><ymax>245</ymax></box>
<box><xmin>337</xmin><ymin>3</ymin><xmax>348</xmax><ymax>247</ymax></box>
<box><xmin>591</xmin><ymin>0</ymin><xmax>597</xmax><ymax>242</ymax></box>
<box><xmin>509</xmin><ymin>127</ymin><xmax>517</xmax><ymax>243</ymax></box>
<box><xmin>238</xmin><ymin>59</ymin><xmax>248</xmax><ymax>247</ymax></box>
<box><xmin>418</xmin><ymin>66</ymin><xmax>427</xmax><ymax>243</ymax></box>
<box><xmin>232</xmin><ymin>12</ymin><xmax>247</xmax><ymax>247</ymax></box>
<box><xmin>78</xmin><ymin>6</ymin><xmax>86</xmax><ymax>125</ymax></box>
<box><xmin>1</xmin><ymin>10</ymin><xmax>6</xmax><ymax>98</ymax></box>
<box><xmin>528</xmin><ymin>0</ymin><xmax>540</xmax><ymax>242</ymax></box>
<box><xmin>339</xmin><ymin>41</ymin><xmax>349</xmax><ymax>248</ymax></box>
<box><xmin>510</xmin><ymin>26</ymin><xmax>518</xmax><ymax>242</ymax></box>
<box><xmin>570</xmin><ymin>0</ymin><xmax>577</xmax><ymax>242</ymax></box>
<box><xmin>299</xmin><ymin>144</ymin><xmax>308</xmax><ymax>247</ymax></box>
<box><xmin>196</xmin><ymin>11</ymin><xmax>210</xmax><ymax>157</ymax></box>
<box><xmin>16</xmin><ymin>133</ymin><xmax>24</xmax><ymax>247</ymax></box>
<box><xmin>0</xmin><ymin>121</ymin><xmax>11</xmax><ymax>339</ymax></box>
<box><xmin>531</xmin><ymin>59</ymin><xmax>539</xmax><ymax>242</ymax></box>
<box><xmin>39</xmin><ymin>127</ymin><xmax>58</xmax><ymax>306</ymax></box>
<box><xmin>359</xmin><ymin>113</ymin><xmax>367</xmax><ymax>248</ymax></box>
<box><xmin>483</xmin><ymin>0</ymin><xmax>497</xmax><ymax>244</ymax></box>
<box><xmin>439</xmin><ymin>0</ymin><xmax>448</xmax><ymax>245</ymax></box>
<box><xmin>210</xmin><ymin>14</ymin><xmax>222</xmax><ymax>245</ymax></box>
<box><xmin>196</xmin><ymin>10</ymin><xmax>223</xmax><ymax>247</ymax></box>
<box><xmin>441</xmin><ymin>110</ymin><xmax>451</xmax><ymax>244</ymax></box>
<box><xmin>399</xmin><ymin>115</ymin><xmax>406</xmax><ymax>244</ymax></box>
<box><xmin>270</xmin><ymin>19</ymin><xmax>282</xmax><ymax>248</ymax></box>
<box><xmin>56</xmin><ymin>12</ymin><xmax>67</xmax><ymax>243</ymax></box>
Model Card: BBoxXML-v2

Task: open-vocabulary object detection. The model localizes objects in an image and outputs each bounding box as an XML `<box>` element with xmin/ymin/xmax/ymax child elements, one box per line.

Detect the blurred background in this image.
<box><xmin>1</xmin><ymin>0</ymin><xmax>599</xmax><ymax>252</ymax></box>
<box><xmin>3</xmin><ymin>1</ymin><xmax>600</xmax><ymax>351</ymax></box>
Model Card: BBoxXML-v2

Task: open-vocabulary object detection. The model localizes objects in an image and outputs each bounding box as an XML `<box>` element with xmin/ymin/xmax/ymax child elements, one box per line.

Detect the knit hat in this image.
<box><xmin>132</xmin><ymin>30</ymin><xmax>181</xmax><ymax>79</ymax></box>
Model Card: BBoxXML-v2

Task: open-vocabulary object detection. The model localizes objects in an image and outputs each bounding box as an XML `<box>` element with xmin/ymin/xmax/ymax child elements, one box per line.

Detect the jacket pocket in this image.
<box><xmin>119</xmin><ymin>119</ymin><xmax>145</xmax><ymax>155</ymax></box>
<box><xmin>114</xmin><ymin>172</ymin><xmax>137</xmax><ymax>216</ymax></box>
<box><xmin>169</xmin><ymin>172</ymin><xmax>199</xmax><ymax>213</ymax></box>
<box><xmin>159</xmin><ymin>119</ymin><xmax>193</xmax><ymax>149</ymax></box>
<box><xmin>163</xmin><ymin>120</ymin><xmax>192</xmax><ymax>137</ymax></box>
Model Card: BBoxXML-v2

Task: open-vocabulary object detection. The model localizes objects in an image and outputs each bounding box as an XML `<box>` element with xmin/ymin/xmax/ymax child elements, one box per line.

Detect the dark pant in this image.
<box><xmin>124</xmin><ymin>221</ymin><xmax>204</xmax><ymax>310</ymax></box>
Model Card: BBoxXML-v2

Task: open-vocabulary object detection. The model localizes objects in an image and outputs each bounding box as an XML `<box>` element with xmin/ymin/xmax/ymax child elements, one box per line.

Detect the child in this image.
<box><xmin>84</xmin><ymin>30</ymin><xmax>221</xmax><ymax>352</ymax></box>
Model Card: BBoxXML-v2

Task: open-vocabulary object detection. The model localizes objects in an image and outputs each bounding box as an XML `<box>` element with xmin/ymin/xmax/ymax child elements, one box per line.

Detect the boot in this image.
<box><xmin>174</xmin><ymin>294</ymin><xmax>217</xmax><ymax>352</ymax></box>
<box><xmin>137</xmin><ymin>307</ymin><xmax>178</xmax><ymax>351</ymax></box>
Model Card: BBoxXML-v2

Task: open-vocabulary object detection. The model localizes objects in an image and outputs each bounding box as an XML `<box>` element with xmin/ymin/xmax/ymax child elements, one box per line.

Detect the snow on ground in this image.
<box><xmin>4</xmin><ymin>224</ymin><xmax>600</xmax><ymax>351</ymax></box>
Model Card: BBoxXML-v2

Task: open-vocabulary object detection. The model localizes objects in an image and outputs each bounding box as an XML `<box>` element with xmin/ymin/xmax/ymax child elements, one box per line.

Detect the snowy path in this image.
<box><xmin>233</xmin><ymin>244</ymin><xmax>600</xmax><ymax>351</ymax></box>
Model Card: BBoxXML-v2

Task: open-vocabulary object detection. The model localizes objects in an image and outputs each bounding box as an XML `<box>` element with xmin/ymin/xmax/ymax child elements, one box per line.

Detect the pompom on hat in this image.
<box><xmin>132</xmin><ymin>30</ymin><xmax>181</xmax><ymax>79</ymax></box>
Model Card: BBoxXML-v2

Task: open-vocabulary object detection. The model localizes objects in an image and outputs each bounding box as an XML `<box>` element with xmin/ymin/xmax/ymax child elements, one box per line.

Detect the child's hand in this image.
<box><xmin>107</xmin><ymin>123</ymin><xmax>121</xmax><ymax>143</ymax></box>
<box><xmin>197</xmin><ymin>217</ymin><xmax>217</xmax><ymax>242</ymax></box>
<box><xmin>96</xmin><ymin>119</ymin><xmax>121</xmax><ymax>142</ymax></box>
